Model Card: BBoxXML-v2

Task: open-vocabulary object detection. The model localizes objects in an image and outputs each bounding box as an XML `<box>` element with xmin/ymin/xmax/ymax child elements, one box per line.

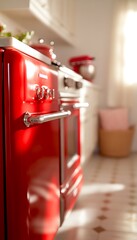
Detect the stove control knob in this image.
<box><xmin>48</xmin><ymin>89</ymin><xmax>55</xmax><ymax>99</ymax></box>
<box><xmin>44</xmin><ymin>88</ymin><xmax>55</xmax><ymax>100</ymax></box>
<box><xmin>76</xmin><ymin>81</ymin><xmax>83</xmax><ymax>89</ymax></box>
<box><xmin>64</xmin><ymin>77</ymin><xmax>75</xmax><ymax>88</ymax></box>
<box><xmin>44</xmin><ymin>88</ymin><xmax>50</xmax><ymax>99</ymax></box>
<box><xmin>35</xmin><ymin>86</ymin><xmax>45</xmax><ymax>100</ymax></box>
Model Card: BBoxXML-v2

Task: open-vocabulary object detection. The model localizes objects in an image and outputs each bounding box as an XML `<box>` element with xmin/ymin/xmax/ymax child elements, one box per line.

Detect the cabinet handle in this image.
<box><xmin>24</xmin><ymin>110</ymin><xmax>71</xmax><ymax>127</ymax></box>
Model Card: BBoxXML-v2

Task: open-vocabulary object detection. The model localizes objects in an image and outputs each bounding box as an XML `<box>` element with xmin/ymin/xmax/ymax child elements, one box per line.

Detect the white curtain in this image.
<box><xmin>107</xmin><ymin>0</ymin><xmax>137</xmax><ymax>151</ymax></box>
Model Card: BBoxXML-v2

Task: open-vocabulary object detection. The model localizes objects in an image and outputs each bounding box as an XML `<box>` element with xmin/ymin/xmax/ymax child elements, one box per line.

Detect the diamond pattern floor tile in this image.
<box><xmin>55</xmin><ymin>153</ymin><xmax>137</xmax><ymax>240</ymax></box>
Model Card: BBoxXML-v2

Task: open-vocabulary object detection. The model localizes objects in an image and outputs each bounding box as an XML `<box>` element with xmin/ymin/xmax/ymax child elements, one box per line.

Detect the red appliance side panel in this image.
<box><xmin>0</xmin><ymin>50</ymin><xmax>5</xmax><ymax>240</ymax></box>
<box><xmin>3</xmin><ymin>49</ymin><xmax>60</xmax><ymax>240</ymax></box>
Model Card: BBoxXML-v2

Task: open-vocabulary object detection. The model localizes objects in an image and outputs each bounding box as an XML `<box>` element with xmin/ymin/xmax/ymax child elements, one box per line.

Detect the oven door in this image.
<box><xmin>60</xmin><ymin>101</ymin><xmax>88</xmax><ymax>223</ymax></box>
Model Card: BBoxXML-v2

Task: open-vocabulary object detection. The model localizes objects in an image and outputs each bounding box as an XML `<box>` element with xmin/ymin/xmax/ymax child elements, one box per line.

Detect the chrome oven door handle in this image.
<box><xmin>23</xmin><ymin>110</ymin><xmax>71</xmax><ymax>127</ymax></box>
<box><xmin>73</xmin><ymin>102</ymin><xmax>89</xmax><ymax>109</ymax></box>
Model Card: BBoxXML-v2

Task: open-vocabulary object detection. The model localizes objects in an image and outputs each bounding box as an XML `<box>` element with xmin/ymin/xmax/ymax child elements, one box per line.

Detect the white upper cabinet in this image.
<box><xmin>0</xmin><ymin>0</ymin><xmax>76</xmax><ymax>45</ymax></box>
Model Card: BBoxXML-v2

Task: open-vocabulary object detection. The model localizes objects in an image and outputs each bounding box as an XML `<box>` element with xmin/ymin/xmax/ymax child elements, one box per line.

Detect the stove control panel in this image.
<box><xmin>64</xmin><ymin>77</ymin><xmax>83</xmax><ymax>90</ymax></box>
<box><xmin>35</xmin><ymin>86</ymin><xmax>55</xmax><ymax>100</ymax></box>
<box><xmin>25</xmin><ymin>58</ymin><xmax>58</xmax><ymax>103</ymax></box>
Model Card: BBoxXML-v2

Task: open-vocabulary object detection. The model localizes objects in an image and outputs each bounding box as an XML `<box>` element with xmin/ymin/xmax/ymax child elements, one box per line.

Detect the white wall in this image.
<box><xmin>0</xmin><ymin>13</ymin><xmax>26</xmax><ymax>34</ymax></box>
<box><xmin>0</xmin><ymin>13</ymin><xmax>38</xmax><ymax>43</ymax></box>
<box><xmin>55</xmin><ymin>0</ymin><xmax>115</xmax><ymax>107</ymax></box>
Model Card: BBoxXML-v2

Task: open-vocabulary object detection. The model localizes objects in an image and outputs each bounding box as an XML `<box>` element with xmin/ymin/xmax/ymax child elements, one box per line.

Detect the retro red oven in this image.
<box><xmin>0</xmin><ymin>37</ymin><xmax>71</xmax><ymax>240</ymax></box>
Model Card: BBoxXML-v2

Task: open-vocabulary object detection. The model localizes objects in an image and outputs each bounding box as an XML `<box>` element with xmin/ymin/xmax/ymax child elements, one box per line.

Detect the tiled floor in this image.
<box><xmin>55</xmin><ymin>153</ymin><xmax>137</xmax><ymax>240</ymax></box>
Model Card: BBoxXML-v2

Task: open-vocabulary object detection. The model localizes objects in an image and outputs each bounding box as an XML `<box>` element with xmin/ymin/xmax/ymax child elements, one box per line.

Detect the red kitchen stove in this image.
<box><xmin>0</xmin><ymin>37</ymin><xmax>88</xmax><ymax>240</ymax></box>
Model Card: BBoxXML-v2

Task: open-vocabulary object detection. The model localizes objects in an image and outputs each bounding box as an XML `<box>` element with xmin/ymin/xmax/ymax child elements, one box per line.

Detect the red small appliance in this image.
<box><xmin>69</xmin><ymin>55</ymin><xmax>96</xmax><ymax>82</ymax></box>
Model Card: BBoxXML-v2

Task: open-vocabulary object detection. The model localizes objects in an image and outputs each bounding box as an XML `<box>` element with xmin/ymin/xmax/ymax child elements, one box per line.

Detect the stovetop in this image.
<box><xmin>0</xmin><ymin>37</ymin><xmax>51</xmax><ymax>65</ymax></box>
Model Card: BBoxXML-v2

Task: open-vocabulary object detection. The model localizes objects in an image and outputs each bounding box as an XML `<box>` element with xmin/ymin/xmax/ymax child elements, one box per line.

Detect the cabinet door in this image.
<box><xmin>37</xmin><ymin>0</ymin><xmax>52</xmax><ymax>14</ymax></box>
<box><xmin>80</xmin><ymin>87</ymin><xmax>100</xmax><ymax>164</ymax></box>
<box><xmin>62</xmin><ymin>0</ymin><xmax>75</xmax><ymax>36</ymax></box>
<box><xmin>51</xmin><ymin>0</ymin><xmax>75</xmax><ymax>36</ymax></box>
<box><xmin>51</xmin><ymin>0</ymin><xmax>63</xmax><ymax>26</ymax></box>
